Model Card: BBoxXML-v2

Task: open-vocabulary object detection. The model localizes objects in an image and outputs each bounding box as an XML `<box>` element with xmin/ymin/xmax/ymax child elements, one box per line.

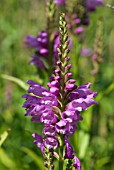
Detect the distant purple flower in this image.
<box><xmin>86</xmin><ymin>0</ymin><xmax>104</xmax><ymax>12</ymax></box>
<box><xmin>24</xmin><ymin>31</ymin><xmax>48</xmax><ymax>69</ymax></box>
<box><xmin>54</xmin><ymin>0</ymin><xmax>65</xmax><ymax>6</ymax></box>
<box><xmin>74</xmin><ymin>27</ymin><xmax>84</xmax><ymax>34</ymax></box>
<box><xmin>30</xmin><ymin>55</ymin><xmax>47</xmax><ymax>69</ymax></box>
<box><xmin>80</xmin><ymin>47</ymin><xmax>92</xmax><ymax>57</ymax></box>
<box><xmin>24</xmin><ymin>35</ymin><xmax>38</xmax><ymax>48</ymax></box>
<box><xmin>25</xmin><ymin>30</ymin><xmax>73</xmax><ymax>69</ymax></box>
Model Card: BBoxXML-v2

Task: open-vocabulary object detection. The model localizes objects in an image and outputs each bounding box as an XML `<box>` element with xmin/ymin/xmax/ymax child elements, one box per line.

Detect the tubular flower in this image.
<box><xmin>22</xmin><ymin>13</ymin><xmax>97</xmax><ymax>169</ymax></box>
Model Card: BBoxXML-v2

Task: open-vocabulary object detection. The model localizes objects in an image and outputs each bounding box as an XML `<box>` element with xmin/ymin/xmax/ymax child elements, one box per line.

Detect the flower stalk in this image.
<box><xmin>22</xmin><ymin>13</ymin><xmax>98</xmax><ymax>170</ymax></box>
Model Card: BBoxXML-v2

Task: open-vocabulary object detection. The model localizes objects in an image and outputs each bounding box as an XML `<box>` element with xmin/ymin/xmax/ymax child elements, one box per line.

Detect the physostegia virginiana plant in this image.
<box><xmin>22</xmin><ymin>13</ymin><xmax>97</xmax><ymax>170</ymax></box>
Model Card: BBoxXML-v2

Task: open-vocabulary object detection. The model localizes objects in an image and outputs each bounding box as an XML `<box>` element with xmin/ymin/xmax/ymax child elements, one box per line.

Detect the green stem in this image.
<box><xmin>59</xmin><ymin>135</ymin><xmax>64</xmax><ymax>170</ymax></box>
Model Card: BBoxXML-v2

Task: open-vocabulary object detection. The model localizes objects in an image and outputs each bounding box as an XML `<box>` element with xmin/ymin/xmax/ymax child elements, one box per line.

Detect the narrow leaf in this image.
<box><xmin>0</xmin><ymin>148</ymin><xmax>16</xmax><ymax>168</ymax></box>
<box><xmin>1</xmin><ymin>74</ymin><xmax>28</xmax><ymax>90</ymax></box>
<box><xmin>0</xmin><ymin>129</ymin><xmax>11</xmax><ymax>147</ymax></box>
<box><xmin>21</xmin><ymin>146</ymin><xmax>44</xmax><ymax>170</ymax></box>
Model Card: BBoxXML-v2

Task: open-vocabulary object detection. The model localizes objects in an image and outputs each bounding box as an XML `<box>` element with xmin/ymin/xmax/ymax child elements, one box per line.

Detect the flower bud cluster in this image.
<box><xmin>91</xmin><ymin>19</ymin><xmax>104</xmax><ymax>75</ymax></box>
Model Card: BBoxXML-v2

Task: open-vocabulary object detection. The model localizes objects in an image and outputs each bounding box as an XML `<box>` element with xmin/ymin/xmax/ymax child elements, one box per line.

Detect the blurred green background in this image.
<box><xmin>0</xmin><ymin>0</ymin><xmax>114</xmax><ymax>170</ymax></box>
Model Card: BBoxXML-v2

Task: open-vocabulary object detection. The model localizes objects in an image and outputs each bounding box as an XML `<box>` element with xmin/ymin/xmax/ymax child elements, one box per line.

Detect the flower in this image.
<box><xmin>22</xmin><ymin>80</ymin><xmax>58</xmax><ymax>124</ymax></box>
<box><xmin>72</xmin><ymin>156</ymin><xmax>81</xmax><ymax>170</ymax></box>
<box><xmin>24</xmin><ymin>31</ymin><xmax>48</xmax><ymax>69</ymax></box>
<box><xmin>32</xmin><ymin>133</ymin><xmax>45</xmax><ymax>154</ymax></box>
<box><xmin>80</xmin><ymin>47</ymin><xmax>92</xmax><ymax>57</ymax></box>
<box><xmin>74</xmin><ymin>27</ymin><xmax>84</xmax><ymax>34</ymax></box>
<box><xmin>30</xmin><ymin>55</ymin><xmax>47</xmax><ymax>69</ymax></box>
<box><xmin>86</xmin><ymin>0</ymin><xmax>104</xmax><ymax>12</ymax></box>
<box><xmin>43</xmin><ymin>125</ymin><xmax>57</xmax><ymax>136</ymax></box>
<box><xmin>44</xmin><ymin>137</ymin><xmax>58</xmax><ymax>149</ymax></box>
<box><xmin>64</xmin><ymin>137</ymin><xmax>75</xmax><ymax>159</ymax></box>
<box><xmin>24</xmin><ymin>35</ymin><xmax>38</xmax><ymax>48</ymax></box>
<box><xmin>55</xmin><ymin>120</ymin><xmax>70</xmax><ymax>134</ymax></box>
<box><xmin>54</xmin><ymin>0</ymin><xmax>65</xmax><ymax>6</ymax></box>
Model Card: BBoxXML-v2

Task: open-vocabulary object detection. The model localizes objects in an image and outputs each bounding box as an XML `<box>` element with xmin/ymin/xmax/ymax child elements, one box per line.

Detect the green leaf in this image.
<box><xmin>0</xmin><ymin>129</ymin><xmax>11</xmax><ymax>147</ymax></box>
<box><xmin>1</xmin><ymin>74</ymin><xmax>28</xmax><ymax>90</ymax></box>
<box><xmin>104</xmin><ymin>83</ymin><xmax>114</xmax><ymax>95</ymax></box>
<box><xmin>21</xmin><ymin>147</ymin><xmax>44</xmax><ymax>170</ymax></box>
<box><xmin>95</xmin><ymin>157</ymin><xmax>111</xmax><ymax>168</ymax></box>
<box><xmin>0</xmin><ymin>148</ymin><xmax>16</xmax><ymax>168</ymax></box>
<box><xmin>78</xmin><ymin>131</ymin><xmax>90</xmax><ymax>159</ymax></box>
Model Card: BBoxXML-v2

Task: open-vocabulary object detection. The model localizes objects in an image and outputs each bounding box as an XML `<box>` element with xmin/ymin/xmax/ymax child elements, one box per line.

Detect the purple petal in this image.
<box><xmin>64</xmin><ymin>138</ymin><xmax>75</xmax><ymax>159</ymax></box>
<box><xmin>30</xmin><ymin>55</ymin><xmax>46</xmax><ymax>69</ymax></box>
<box><xmin>24</xmin><ymin>35</ymin><xmax>38</xmax><ymax>48</ymax></box>
<box><xmin>27</xmin><ymin>80</ymin><xmax>48</xmax><ymax>96</ymax></box>
<box><xmin>40</xmin><ymin>109</ymin><xmax>57</xmax><ymax>124</ymax></box>
<box><xmin>72</xmin><ymin>156</ymin><xmax>81</xmax><ymax>170</ymax></box>
<box><xmin>55</xmin><ymin>120</ymin><xmax>70</xmax><ymax>134</ymax></box>
<box><xmin>43</xmin><ymin>125</ymin><xmax>57</xmax><ymax>136</ymax></box>
<box><xmin>44</xmin><ymin>137</ymin><xmax>58</xmax><ymax>149</ymax></box>
<box><xmin>32</xmin><ymin>133</ymin><xmax>45</xmax><ymax>154</ymax></box>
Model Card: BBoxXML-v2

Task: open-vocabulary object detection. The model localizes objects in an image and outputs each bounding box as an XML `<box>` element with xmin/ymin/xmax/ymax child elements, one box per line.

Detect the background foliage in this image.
<box><xmin>0</xmin><ymin>0</ymin><xmax>114</xmax><ymax>170</ymax></box>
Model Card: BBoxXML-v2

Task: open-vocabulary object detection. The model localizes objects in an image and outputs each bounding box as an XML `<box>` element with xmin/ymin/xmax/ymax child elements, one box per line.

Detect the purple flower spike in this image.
<box><xmin>72</xmin><ymin>156</ymin><xmax>81</xmax><ymax>170</ymax></box>
<box><xmin>22</xmin><ymin>14</ymin><xmax>98</xmax><ymax>169</ymax></box>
